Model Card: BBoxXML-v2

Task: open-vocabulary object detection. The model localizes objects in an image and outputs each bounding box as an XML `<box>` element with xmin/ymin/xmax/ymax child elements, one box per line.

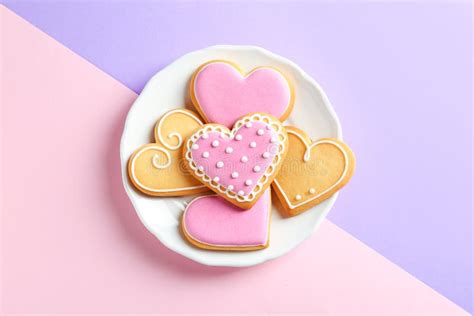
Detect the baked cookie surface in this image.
<box><xmin>128</xmin><ymin>109</ymin><xmax>209</xmax><ymax>196</ymax></box>
<box><xmin>272</xmin><ymin>126</ymin><xmax>355</xmax><ymax>216</ymax></box>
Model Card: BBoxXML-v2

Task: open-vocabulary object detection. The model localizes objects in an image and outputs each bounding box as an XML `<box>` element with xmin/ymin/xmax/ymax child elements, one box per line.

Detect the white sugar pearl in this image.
<box><xmin>309</xmin><ymin>188</ymin><xmax>316</xmax><ymax>194</ymax></box>
<box><xmin>253</xmin><ymin>166</ymin><xmax>261</xmax><ymax>172</ymax></box>
<box><xmin>235</xmin><ymin>134</ymin><xmax>243</xmax><ymax>141</ymax></box>
<box><xmin>220</xmin><ymin>133</ymin><xmax>226</xmax><ymax>138</ymax></box>
<box><xmin>257</xmin><ymin>129</ymin><xmax>265</xmax><ymax>136</ymax></box>
<box><xmin>241</xmin><ymin>156</ymin><xmax>248</xmax><ymax>163</ymax></box>
<box><xmin>202</xmin><ymin>151</ymin><xmax>210</xmax><ymax>158</ymax></box>
<box><xmin>213</xmin><ymin>177</ymin><xmax>220</xmax><ymax>183</ymax></box>
<box><xmin>270</xmin><ymin>136</ymin><xmax>278</xmax><ymax>143</ymax></box>
<box><xmin>266</xmin><ymin>125</ymin><xmax>271</xmax><ymax>130</ymax></box>
<box><xmin>228</xmin><ymin>185</ymin><xmax>234</xmax><ymax>191</ymax></box>
<box><xmin>262</xmin><ymin>152</ymin><xmax>270</xmax><ymax>158</ymax></box>
<box><xmin>245</xmin><ymin>179</ymin><xmax>253</xmax><ymax>186</ymax></box>
<box><xmin>191</xmin><ymin>144</ymin><xmax>199</xmax><ymax>150</ymax></box>
<box><xmin>250</xmin><ymin>141</ymin><xmax>257</xmax><ymax>148</ymax></box>
<box><xmin>245</xmin><ymin>122</ymin><xmax>252</xmax><ymax>128</ymax></box>
<box><xmin>212</xmin><ymin>140</ymin><xmax>219</xmax><ymax>147</ymax></box>
<box><xmin>231</xmin><ymin>172</ymin><xmax>239</xmax><ymax>179</ymax></box>
<box><xmin>295</xmin><ymin>194</ymin><xmax>302</xmax><ymax>201</ymax></box>
<box><xmin>202</xmin><ymin>133</ymin><xmax>209</xmax><ymax>139</ymax></box>
<box><xmin>198</xmin><ymin>166</ymin><xmax>204</xmax><ymax>171</ymax></box>
<box><xmin>225</xmin><ymin>147</ymin><xmax>233</xmax><ymax>154</ymax></box>
<box><xmin>216</xmin><ymin>161</ymin><xmax>224</xmax><ymax>168</ymax></box>
<box><xmin>238</xmin><ymin>190</ymin><xmax>245</xmax><ymax>196</ymax></box>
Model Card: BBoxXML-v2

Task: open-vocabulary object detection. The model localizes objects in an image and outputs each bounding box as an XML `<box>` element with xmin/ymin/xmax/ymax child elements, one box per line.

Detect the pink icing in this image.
<box><xmin>183</xmin><ymin>190</ymin><xmax>270</xmax><ymax>246</ymax></box>
<box><xmin>190</xmin><ymin>121</ymin><xmax>279</xmax><ymax>196</ymax></box>
<box><xmin>194</xmin><ymin>62</ymin><xmax>291</xmax><ymax>128</ymax></box>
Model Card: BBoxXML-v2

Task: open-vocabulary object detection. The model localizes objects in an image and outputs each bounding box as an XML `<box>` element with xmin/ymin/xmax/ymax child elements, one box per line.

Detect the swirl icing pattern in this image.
<box><xmin>128</xmin><ymin>109</ymin><xmax>209</xmax><ymax>196</ymax></box>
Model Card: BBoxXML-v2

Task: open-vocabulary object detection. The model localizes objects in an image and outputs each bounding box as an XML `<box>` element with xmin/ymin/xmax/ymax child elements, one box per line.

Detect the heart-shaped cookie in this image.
<box><xmin>183</xmin><ymin>113</ymin><xmax>288</xmax><ymax>209</ymax></box>
<box><xmin>190</xmin><ymin>60</ymin><xmax>294</xmax><ymax>128</ymax></box>
<box><xmin>181</xmin><ymin>190</ymin><xmax>271</xmax><ymax>251</ymax></box>
<box><xmin>128</xmin><ymin>109</ymin><xmax>209</xmax><ymax>196</ymax></box>
<box><xmin>272</xmin><ymin>126</ymin><xmax>355</xmax><ymax>216</ymax></box>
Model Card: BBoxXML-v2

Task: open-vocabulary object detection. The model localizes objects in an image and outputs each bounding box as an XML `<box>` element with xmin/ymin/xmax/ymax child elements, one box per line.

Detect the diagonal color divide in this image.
<box><xmin>0</xmin><ymin>5</ymin><xmax>470</xmax><ymax>315</ymax></box>
<box><xmin>2</xmin><ymin>1</ymin><xmax>472</xmax><ymax>312</ymax></box>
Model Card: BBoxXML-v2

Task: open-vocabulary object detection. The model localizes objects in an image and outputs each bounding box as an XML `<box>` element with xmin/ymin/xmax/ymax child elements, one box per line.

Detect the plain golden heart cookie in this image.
<box><xmin>128</xmin><ymin>109</ymin><xmax>209</xmax><ymax>196</ymax></box>
<box><xmin>272</xmin><ymin>126</ymin><xmax>355</xmax><ymax>216</ymax></box>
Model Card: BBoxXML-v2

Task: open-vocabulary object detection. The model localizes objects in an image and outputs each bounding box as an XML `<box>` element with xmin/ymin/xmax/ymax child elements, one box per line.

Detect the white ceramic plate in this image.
<box><xmin>120</xmin><ymin>45</ymin><xmax>341</xmax><ymax>267</ymax></box>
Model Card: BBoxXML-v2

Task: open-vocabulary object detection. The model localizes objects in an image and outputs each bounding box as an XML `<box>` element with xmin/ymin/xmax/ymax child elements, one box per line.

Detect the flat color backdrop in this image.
<box><xmin>1</xmin><ymin>1</ymin><xmax>472</xmax><ymax>314</ymax></box>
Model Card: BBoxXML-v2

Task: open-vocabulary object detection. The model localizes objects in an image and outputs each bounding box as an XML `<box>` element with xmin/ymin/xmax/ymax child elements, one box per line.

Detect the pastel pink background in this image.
<box><xmin>0</xmin><ymin>6</ymin><xmax>468</xmax><ymax>315</ymax></box>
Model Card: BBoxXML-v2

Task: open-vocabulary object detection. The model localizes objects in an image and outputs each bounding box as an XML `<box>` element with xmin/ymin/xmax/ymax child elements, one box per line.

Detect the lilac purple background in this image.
<box><xmin>3</xmin><ymin>1</ymin><xmax>472</xmax><ymax>312</ymax></box>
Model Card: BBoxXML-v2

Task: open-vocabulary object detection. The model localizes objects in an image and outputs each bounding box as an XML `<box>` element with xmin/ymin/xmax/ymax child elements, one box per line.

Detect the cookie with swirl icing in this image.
<box><xmin>128</xmin><ymin>109</ymin><xmax>209</xmax><ymax>196</ymax></box>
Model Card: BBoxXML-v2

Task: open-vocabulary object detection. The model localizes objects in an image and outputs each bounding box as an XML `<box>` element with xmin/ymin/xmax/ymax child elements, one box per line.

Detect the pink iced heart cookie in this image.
<box><xmin>184</xmin><ymin>113</ymin><xmax>288</xmax><ymax>209</ymax></box>
<box><xmin>181</xmin><ymin>191</ymin><xmax>271</xmax><ymax>251</ymax></box>
<box><xmin>190</xmin><ymin>60</ymin><xmax>294</xmax><ymax>128</ymax></box>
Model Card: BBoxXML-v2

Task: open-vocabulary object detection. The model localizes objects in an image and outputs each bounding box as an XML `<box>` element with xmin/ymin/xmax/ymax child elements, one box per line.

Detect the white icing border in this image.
<box><xmin>273</xmin><ymin>130</ymin><xmax>349</xmax><ymax>209</ymax></box>
<box><xmin>182</xmin><ymin>192</ymin><xmax>271</xmax><ymax>248</ymax></box>
<box><xmin>184</xmin><ymin>113</ymin><xmax>287</xmax><ymax>203</ymax></box>
<box><xmin>155</xmin><ymin>109</ymin><xmax>204</xmax><ymax>150</ymax></box>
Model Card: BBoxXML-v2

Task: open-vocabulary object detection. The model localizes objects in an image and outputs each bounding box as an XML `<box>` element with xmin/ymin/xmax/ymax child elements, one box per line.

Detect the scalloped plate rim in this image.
<box><xmin>120</xmin><ymin>45</ymin><xmax>342</xmax><ymax>267</ymax></box>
